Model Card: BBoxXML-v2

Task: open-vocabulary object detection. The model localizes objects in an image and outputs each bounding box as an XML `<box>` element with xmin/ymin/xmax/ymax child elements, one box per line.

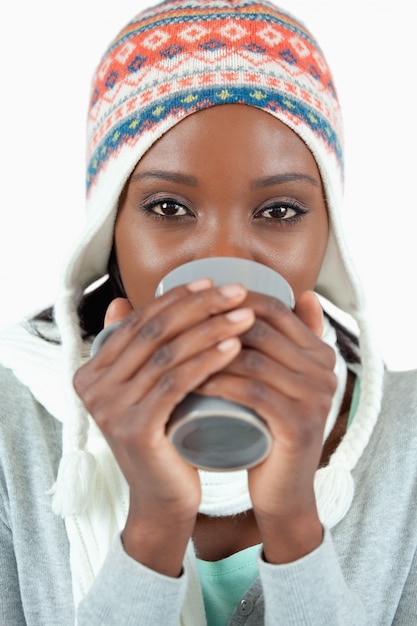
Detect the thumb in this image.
<box><xmin>294</xmin><ymin>291</ymin><xmax>324</xmax><ymax>339</ymax></box>
<box><xmin>104</xmin><ymin>297</ymin><xmax>133</xmax><ymax>327</ymax></box>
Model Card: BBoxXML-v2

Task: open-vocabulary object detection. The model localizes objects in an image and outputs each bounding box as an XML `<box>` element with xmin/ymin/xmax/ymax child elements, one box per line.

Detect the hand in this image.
<box><xmin>197</xmin><ymin>291</ymin><xmax>337</xmax><ymax>563</ymax></box>
<box><xmin>73</xmin><ymin>280</ymin><xmax>255</xmax><ymax>575</ymax></box>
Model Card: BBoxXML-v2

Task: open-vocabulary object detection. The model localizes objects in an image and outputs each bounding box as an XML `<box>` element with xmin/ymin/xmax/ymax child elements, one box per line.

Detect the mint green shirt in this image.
<box><xmin>197</xmin><ymin>544</ymin><xmax>261</xmax><ymax>625</ymax></box>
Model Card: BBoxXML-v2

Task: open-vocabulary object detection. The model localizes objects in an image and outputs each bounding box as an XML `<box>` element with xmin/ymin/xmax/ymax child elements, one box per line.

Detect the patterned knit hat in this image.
<box><xmin>52</xmin><ymin>0</ymin><xmax>383</xmax><ymax>527</ymax></box>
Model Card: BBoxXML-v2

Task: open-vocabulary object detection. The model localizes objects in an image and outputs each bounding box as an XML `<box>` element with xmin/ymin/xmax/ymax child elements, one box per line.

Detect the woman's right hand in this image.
<box><xmin>73</xmin><ymin>280</ymin><xmax>255</xmax><ymax>576</ymax></box>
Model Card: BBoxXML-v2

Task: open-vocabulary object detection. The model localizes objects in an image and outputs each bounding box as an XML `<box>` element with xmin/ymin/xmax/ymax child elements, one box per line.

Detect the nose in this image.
<box><xmin>196</xmin><ymin>226</ymin><xmax>255</xmax><ymax>262</ymax></box>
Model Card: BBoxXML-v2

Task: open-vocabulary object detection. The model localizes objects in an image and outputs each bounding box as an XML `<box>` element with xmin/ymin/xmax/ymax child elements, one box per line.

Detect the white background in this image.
<box><xmin>0</xmin><ymin>1</ymin><xmax>416</xmax><ymax>370</ymax></box>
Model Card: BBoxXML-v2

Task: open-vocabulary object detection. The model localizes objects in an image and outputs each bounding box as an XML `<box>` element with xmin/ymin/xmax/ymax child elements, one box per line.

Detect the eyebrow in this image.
<box><xmin>130</xmin><ymin>170</ymin><xmax>199</xmax><ymax>186</ymax></box>
<box><xmin>130</xmin><ymin>169</ymin><xmax>320</xmax><ymax>189</ymax></box>
<box><xmin>250</xmin><ymin>173</ymin><xmax>320</xmax><ymax>189</ymax></box>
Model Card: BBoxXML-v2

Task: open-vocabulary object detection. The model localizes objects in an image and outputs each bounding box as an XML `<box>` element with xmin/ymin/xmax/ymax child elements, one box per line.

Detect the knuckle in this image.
<box><xmin>241</xmin><ymin>349</ymin><xmax>265</xmax><ymax>372</ymax></box>
<box><xmin>321</xmin><ymin>343</ymin><xmax>337</xmax><ymax>368</ymax></box>
<box><xmin>91</xmin><ymin>391</ymin><xmax>126</xmax><ymax>432</ymax></box>
<box><xmin>308</xmin><ymin>366</ymin><xmax>337</xmax><ymax>397</ymax></box>
<box><xmin>161</xmin><ymin>285</ymin><xmax>188</xmax><ymax>304</ymax></box>
<box><xmin>266</xmin><ymin>296</ymin><xmax>289</xmax><ymax>318</ymax></box>
<box><xmin>72</xmin><ymin>365</ymin><xmax>98</xmax><ymax>401</ymax></box>
<box><xmin>93</xmin><ymin>405</ymin><xmax>113</xmax><ymax>431</ymax></box>
<box><xmin>73</xmin><ymin>371</ymin><xmax>122</xmax><ymax>426</ymax></box>
<box><xmin>119</xmin><ymin>308</ymin><xmax>145</xmax><ymax>332</ymax></box>
<box><xmin>246</xmin><ymin>378</ymin><xmax>269</xmax><ymax>403</ymax></box>
<box><xmin>80</xmin><ymin>389</ymin><xmax>103</xmax><ymax>418</ymax></box>
<box><xmin>323</xmin><ymin>369</ymin><xmax>338</xmax><ymax>395</ymax></box>
<box><xmin>139</xmin><ymin>318</ymin><xmax>163</xmax><ymax>341</ymax></box>
<box><xmin>152</xmin><ymin>344</ymin><xmax>173</xmax><ymax>367</ymax></box>
<box><xmin>72</xmin><ymin>367</ymin><xmax>86</xmax><ymax>394</ymax></box>
<box><xmin>300</xmin><ymin>386</ymin><xmax>333</xmax><ymax>425</ymax></box>
<box><xmin>312</xmin><ymin>391</ymin><xmax>334</xmax><ymax>423</ymax></box>
<box><xmin>158</xmin><ymin>370</ymin><xmax>179</xmax><ymax>395</ymax></box>
<box><xmin>244</xmin><ymin>320</ymin><xmax>268</xmax><ymax>341</ymax></box>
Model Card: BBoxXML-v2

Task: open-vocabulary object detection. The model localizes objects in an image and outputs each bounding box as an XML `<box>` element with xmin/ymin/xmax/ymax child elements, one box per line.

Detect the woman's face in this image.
<box><xmin>115</xmin><ymin>104</ymin><xmax>328</xmax><ymax>307</ymax></box>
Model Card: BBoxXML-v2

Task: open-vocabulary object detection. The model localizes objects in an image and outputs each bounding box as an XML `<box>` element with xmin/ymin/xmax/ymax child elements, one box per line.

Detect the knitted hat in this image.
<box><xmin>52</xmin><ymin>0</ymin><xmax>383</xmax><ymax>529</ymax></box>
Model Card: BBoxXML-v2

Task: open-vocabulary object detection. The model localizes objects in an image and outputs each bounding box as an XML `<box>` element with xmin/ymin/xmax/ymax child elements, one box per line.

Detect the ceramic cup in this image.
<box><xmin>91</xmin><ymin>257</ymin><xmax>294</xmax><ymax>471</ymax></box>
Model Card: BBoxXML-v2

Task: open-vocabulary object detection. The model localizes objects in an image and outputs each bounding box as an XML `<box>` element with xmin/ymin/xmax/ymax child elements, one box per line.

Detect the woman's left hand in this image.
<box><xmin>197</xmin><ymin>290</ymin><xmax>337</xmax><ymax>563</ymax></box>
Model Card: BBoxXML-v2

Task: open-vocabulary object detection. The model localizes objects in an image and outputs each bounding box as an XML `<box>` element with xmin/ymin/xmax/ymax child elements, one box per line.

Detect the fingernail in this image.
<box><xmin>226</xmin><ymin>308</ymin><xmax>254</xmax><ymax>322</ymax></box>
<box><xmin>187</xmin><ymin>278</ymin><xmax>213</xmax><ymax>292</ymax></box>
<box><xmin>217</xmin><ymin>337</ymin><xmax>240</xmax><ymax>352</ymax></box>
<box><xmin>219</xmin><ymin>283</ymin><xmax>246</xmax><ymax>298</ymax></box>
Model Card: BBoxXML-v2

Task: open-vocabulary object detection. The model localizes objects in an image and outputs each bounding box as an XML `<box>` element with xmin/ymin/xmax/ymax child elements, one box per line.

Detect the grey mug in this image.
<box><xmin>91</xmin><ymin>257</ymin><xmax>294</xmax><ymax>471</ymax></box>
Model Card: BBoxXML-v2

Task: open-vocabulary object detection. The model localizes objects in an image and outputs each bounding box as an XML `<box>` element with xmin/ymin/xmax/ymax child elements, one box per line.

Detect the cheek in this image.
<box><xmin>114</xmin><ymin>214</ymin><xmax>187</xmax><ymax>308</ymax></box>
<box><xmin>115</xmin><ymin>238</ymin><xmax>160</xmax><ymax>307</ymax></box>
<box><xmin>274</xmin><ymin>227</ymin><xmax>328</xmax><ymax>299</ymax></box>
<box><xmin>114</xmin><ymin>212</ymin><xmax>151</xmax><ymax>306</ymax></box>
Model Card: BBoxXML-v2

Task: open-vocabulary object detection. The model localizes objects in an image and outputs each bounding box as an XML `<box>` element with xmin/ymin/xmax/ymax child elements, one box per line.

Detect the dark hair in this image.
<box><xmin>32</xmin><ymin>248</ymin><xmax>126</xmax><ymax>340</ymax></box>
<box><xmin>33</xmin><ymin>250</ymin><xmax>360</xmax><ymax>364</ymax></box>
<box><xmin>326</xmin><ymin>314</ymin><xmax>360</xmax><ymax>364</ymax></box>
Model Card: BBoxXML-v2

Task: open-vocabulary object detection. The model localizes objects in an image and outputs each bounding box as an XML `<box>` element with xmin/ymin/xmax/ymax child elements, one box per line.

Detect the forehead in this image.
<box><xmin>133</xmin><ymin>104</ymin><xmax>321</xmax><ymax>179</ymax></box>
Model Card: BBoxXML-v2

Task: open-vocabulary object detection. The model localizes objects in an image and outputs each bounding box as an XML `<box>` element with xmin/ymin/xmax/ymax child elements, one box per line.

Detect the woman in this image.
<box><xmin>1</xmin><ymin>0</ymin><xmax>416</xmax><ymax>624</ymax></box>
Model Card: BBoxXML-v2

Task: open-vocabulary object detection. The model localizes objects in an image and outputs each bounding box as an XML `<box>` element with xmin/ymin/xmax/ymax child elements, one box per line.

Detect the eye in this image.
<box><xmin>256</xmin><ymin>201</ymin><xmax>307</xmax><ymax>222</ymax></box>
<box><xmin>149</xmin><ymin>200</ymin><xmax>189</xmax><ymax>217</ymax></box>
<box><xmin>139</xmin><ymin>196</ymin><xmax>194</xmax><ymax>221</ymax></box>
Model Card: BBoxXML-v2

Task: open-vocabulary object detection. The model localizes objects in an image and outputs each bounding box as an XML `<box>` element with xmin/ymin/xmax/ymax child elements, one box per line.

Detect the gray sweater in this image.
<box><xmin>1</xmin><ymin>363</ymin><xmax>417</xmax><ymax>625</ymax></box>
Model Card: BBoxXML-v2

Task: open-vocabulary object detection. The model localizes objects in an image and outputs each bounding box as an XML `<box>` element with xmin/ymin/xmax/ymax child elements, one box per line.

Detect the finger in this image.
<box><xmin>92</xmin><ymin>306</ymin><xmax>255</xmax><ymax>406</ymax></box>
<box><xmin>104</xmin><ymin>298</ymin><xmax>134</xmax><ymax>327</ymax></box>
<box><xmin>196</xmin><ymin>370</ymin><xmax>333</xmax><ymax>442</ymax></box>
<box><xmin>87</xmin><ymin>336</ymin><xmax>243</xmax><ymax>434</ymax></box>
<box><xmin>239</xmin><ymin>319</ymin><xmax>308</xmax><ymax>372</ymax></box>
<box><xmin>239</xmin><ymin>316</ymin><xmax>335</xmax><ymax>372</ymax></box>
<box><xmin>89</xmin><ymin>281</ymin><xmax>213</xmax><ymax>368</ymax></box>
<box><xmin>137</xmin><ymin>337</ymin><xmax>244</xmax><ymax>433</ymax></box>
<box><xmin>91</xmin><ymin>283</ymin><xmax>249</xmax><ymax>377</ymax></box>
<box><xmin>214</xmin><ymin>346</ymin><xmax>337</xmax><ymax>400</ymax></box>
<box><xmin>242</xmin><ymin>291</ymin><xmax>321</xmax><ymax>350</ymax></box>
<box><xmin>293</xmin><ymin>291</ymin><xmax>324</xmax><ymax>338</ymax></box>
<box><xmin>241</xmin><ymin>292</ymin><xmax>333</xmax><ymax>368</ymax></box>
